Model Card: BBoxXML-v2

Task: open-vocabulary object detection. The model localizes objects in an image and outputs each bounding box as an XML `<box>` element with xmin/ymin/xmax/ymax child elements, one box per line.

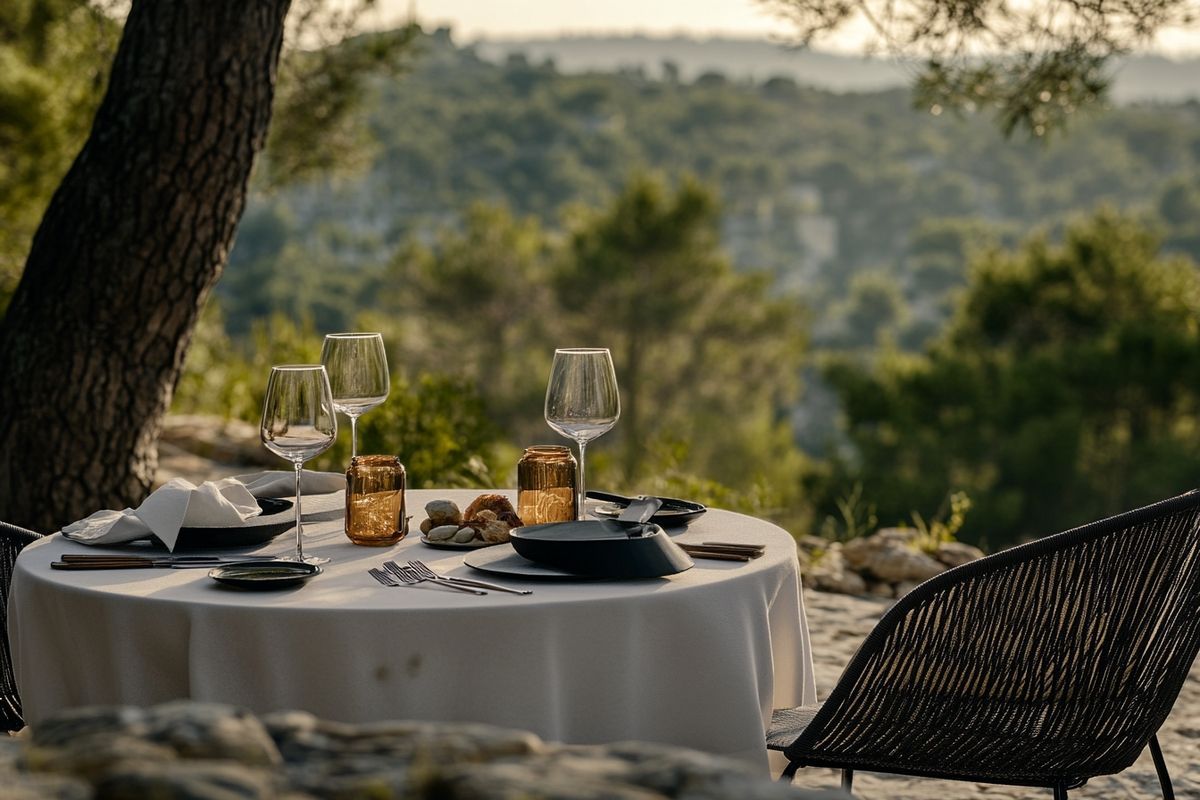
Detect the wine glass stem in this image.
<box><xmin>576</xmin><ymin>440</ymin><xmax>588</xmax><ymax>520</ymax></box>
<box><xmin>349</xmin><ymin>416</ymin><xmax>358</xmax><ymax>460</ymax></box>
<box><xmin>293</xmin><ymin>461</ymin><xmax>305</xmax><ymax>562</ymax></box>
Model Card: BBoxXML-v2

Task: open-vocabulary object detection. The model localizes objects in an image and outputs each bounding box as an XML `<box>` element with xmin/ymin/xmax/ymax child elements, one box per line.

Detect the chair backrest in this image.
<box><xmin>0</xmin><ymin>521</ymin><xmax>44</xmax><ymax>732</ymax></box>
<box><xmin>788</xmin><ymin>490</ymin><xmax>1200</xmax><ymax>786</ymax></box>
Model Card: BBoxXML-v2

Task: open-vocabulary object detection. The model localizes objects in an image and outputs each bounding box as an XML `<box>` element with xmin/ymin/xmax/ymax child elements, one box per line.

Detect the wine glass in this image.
<box><xmin>320</xmin><ymin>332</ymin><xmax>390</xmax><ymax>459</ymax></box>
<box><xmin>260</xmin><ymin>365</ymin><xmax>338</xmax><ymax>564</ymax></box>
<box><xmin>544</xmin><ymin>348</ymin><xmax>620</xmax><ymax>520</ymax></box>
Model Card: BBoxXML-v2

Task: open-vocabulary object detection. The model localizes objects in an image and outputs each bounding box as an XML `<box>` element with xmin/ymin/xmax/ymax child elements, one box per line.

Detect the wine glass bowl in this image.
<box><xmin>320</xmin><ymin>332</ymin><xmax>390</xmax><ymax>459</ymax></box>
<box><xmin>260</xmin><ymin>365</ymin><xmax>337</xmax><ymax>564</ymax></box>
<box><xmin>544</xmin><ymin>348</ymin><xmax>620</xmax><ymax>520</ymax></box>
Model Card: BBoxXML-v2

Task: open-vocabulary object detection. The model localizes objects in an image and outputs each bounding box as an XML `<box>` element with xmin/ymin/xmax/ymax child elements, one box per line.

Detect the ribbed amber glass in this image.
<box><xmin>517</xmin><ymin>445</ymin><xmax>577</xmax><ymax>525</ymax></box>
<box><xmin>345</xmin><ymin>455</ymin><xmax>407</xmax><ymax>545</ymax></box>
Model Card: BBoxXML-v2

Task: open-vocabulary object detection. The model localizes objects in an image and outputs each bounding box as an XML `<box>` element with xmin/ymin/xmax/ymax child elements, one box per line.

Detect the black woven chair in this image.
<box><xmin>769</xmin><ymin>490</ymin><xmax>1200</xmax><ymax>799</ymax></box>
<box><xmin>1</xmin><ymin>521</ymin><xmax>43</xmax><ymax>732</ymax></box>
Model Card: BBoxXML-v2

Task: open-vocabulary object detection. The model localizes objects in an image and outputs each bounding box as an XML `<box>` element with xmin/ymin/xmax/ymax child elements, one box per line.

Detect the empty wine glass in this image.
<box><xmin>260</xmin><ymin>365</ymin><xmax>338</xmax><ymax>564</ymax></box>
<box><xmin>321</xmin><ymin>332</ymin><xmax>390</xmax><ymax>459</ymax></box>
<box><xmin>544</xmin><ymin>348</ymin><xmax>620</xmax><ymax>520</ymax></box>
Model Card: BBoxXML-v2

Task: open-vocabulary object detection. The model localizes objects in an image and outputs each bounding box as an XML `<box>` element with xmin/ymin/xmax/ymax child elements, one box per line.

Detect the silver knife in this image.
<box><xmin>429</xmin><ymin>574</ymin><xmax>533</xmax><ymax>595</ymax></box>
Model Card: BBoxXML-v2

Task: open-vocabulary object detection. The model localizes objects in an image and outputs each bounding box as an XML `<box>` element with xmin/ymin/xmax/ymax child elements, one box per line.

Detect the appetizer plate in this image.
<box><xmin>419</xmin><ymin>534</ymin><xmax>500</xmax><ymax>550</ymax></box>
<box><xmin>208</xmin><ymin>560</ymin><xmax>320</xmax><ymax>589</ymax></box>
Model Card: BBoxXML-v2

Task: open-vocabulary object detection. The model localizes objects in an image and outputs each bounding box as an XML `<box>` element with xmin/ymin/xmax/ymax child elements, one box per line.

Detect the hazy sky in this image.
<box><xmin>369</xmin><ymin>0</ymin><xmax>1200</xmax><ymax>53</ymax></box>
<box><xmin>375</xmin><ymin>0</ymin><xmax>792</xmax><ymax>40</ymax></box>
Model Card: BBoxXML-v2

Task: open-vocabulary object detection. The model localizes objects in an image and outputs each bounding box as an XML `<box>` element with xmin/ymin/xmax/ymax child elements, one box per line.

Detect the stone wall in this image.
<box><xmin>3</xmin><ymin>702</ymin><xmax>844</xmax><ymax>799</ymax></box>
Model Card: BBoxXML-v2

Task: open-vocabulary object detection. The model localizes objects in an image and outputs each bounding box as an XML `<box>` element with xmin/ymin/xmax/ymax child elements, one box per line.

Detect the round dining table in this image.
<box><xmin>9</xmin><ymin>489</ymin><xmax>816</xmax><ymax>769</ymax></box>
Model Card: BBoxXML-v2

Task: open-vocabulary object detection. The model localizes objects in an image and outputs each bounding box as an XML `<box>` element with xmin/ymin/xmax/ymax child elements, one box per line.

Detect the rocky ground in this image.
<box><xmin>797</xmin><ymin>589</ymin><xmax>1200</xmax><ymax>799</ymax></box>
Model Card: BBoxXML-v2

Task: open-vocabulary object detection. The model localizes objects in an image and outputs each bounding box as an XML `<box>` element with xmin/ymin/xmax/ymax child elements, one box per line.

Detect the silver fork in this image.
<box><xmin>405</xmin><ymin>559</ymin><xmax>533</xmax><ymax>595</ymax></box>
<box><xmin>368</xmin><ymin>567</ymin><xmax>399</xmax><ymax>587</ymax></box>
<box><xmin>381</xmin><ymin>561</ymin><xmax>487</xmax><ymax>595</ymax></box>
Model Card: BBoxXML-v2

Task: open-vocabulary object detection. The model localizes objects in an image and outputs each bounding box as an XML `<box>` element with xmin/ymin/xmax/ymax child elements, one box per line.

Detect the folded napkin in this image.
<box><xmin>232</xmin><ymin>469</ymin><xmax>345</xmax><ymax>498</ymax></box>
<box><xmin>61</xmin><ymin>470</ymin><xmax>344</xmax><ymax>551</ymax></box>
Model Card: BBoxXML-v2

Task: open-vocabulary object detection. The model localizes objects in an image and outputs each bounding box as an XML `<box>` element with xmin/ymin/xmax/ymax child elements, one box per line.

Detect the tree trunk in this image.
<box><xmin>0</xmin><ymin>0</ymin><xmax>292</xmax><ymax>531</ymax></box>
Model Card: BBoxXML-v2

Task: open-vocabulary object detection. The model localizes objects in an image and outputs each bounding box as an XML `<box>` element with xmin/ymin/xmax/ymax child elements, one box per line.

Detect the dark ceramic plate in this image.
<box><xmin>419</xmin><ymin>534</ymin><xmax>500</xmax><ymax>550</ymax></box>
<box><xmin>463</xmin><ymin>545</ymin><xmax>605</xmax><ymax>580</ymax></box>
<box><xmin>208</xmin><ymin>560</ymin><xmax>320</xmax><ymax>589</ymax></box>
<box><xmin>587</xmin><ymin>491</ymin><xmax>707</xmax><ymax>526</ymax></box>
<box><xmin>152</xmin><ymin>497</ymin><xmax>295</xmax><ymax>551</ymax></box>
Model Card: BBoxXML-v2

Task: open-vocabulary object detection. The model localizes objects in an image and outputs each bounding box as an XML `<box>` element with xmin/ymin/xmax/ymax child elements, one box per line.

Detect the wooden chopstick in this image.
<box><xmin>679</xmin><ymin>549</ymin><xmax>752</xmax><ymax>562</ymax></box>
<box><xmin>700</xmin><ymin>541</ymin><xmax>766</xmax><ymax>553</ymax></box>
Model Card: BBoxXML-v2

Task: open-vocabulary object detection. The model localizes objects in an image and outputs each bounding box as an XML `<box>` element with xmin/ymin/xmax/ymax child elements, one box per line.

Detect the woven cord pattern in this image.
<box><xmin>783</xmin><ymin>490</ymin><xmax>1200</xmax><ymax>786</ymax></box>
<box><xmin>1</xmin><ymin>521</ymin><xmax>43</xmax><ymax>732</ymax></box>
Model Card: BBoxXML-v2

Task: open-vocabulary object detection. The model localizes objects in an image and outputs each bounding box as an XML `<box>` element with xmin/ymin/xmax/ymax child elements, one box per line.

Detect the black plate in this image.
<box><xmin>152</xmin><ymin>497</ymin><xmax>295</xmax><ymax>551</ymax></box>
<box><xmin>509</xmin><ymin>519</ymin><xmax>693</xmax><ymax>579</ymax></box>
<box><xmin>587</xmin><ymin>491</ymin><xmax>707</xmax><ymax>525</ymax></box>
<box><xmin>419</xmin><ymin>534</ymin><xmax>500</xmax><ymax>550</ymax></box>
<box><xmin>208</xmin><ymin>560</ymin><xmax>320</xmax><ymax>589</ymax></box>
<box><xmin>463</xmin><ymin>545</ymin><xmax>606</xmax><ymax>580</ymax></box>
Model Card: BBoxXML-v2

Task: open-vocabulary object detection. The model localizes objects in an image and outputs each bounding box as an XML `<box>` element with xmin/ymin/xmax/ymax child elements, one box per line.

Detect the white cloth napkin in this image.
<box><xmin>232</xmin><ymin>469</ymin><xmax>345</xmax><ymax>498</ymax></box>
<box><xmin>61</xmin><ymin>470</ymin><xmax>344</xmax><ymax>551</ymax></box>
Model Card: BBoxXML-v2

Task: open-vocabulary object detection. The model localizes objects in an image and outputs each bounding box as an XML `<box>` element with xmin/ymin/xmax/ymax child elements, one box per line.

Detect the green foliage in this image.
<box><xmin>0</xmin><ymin>0</ymin><xmax>117</xmax><ymax>306</ymax></box>
<box><xmin>554</xmin><ymin>174</ymin><xmax>808</xmax><ymax>493</ymax></box>
<box><xmin>907</xmin><ymin>491</ymin><xmax>972</xmax><ymax>554</ymax></box>
<box><xmin>818</xmin><ymin>482</ymin><xmax>878</xmax><ymax>543</ymax></box>
<box><xmin>763</xmin><ymin>0</ymin><xmax>1192</xmax><ymax>136</ymax></box>
<box><xmin>266</xmin><ymin>15</ymin><xmax>419</xmax><ymax>185</ymax></box>
<box><xmin>173</xmin><ymin>306</ymin><xmax>504</xmax><ymax>487</ymax></box>
<box><xmin>824</xmin><ymin>210</ymin><xmax>1200</xmax><ymax>547</ymax></box>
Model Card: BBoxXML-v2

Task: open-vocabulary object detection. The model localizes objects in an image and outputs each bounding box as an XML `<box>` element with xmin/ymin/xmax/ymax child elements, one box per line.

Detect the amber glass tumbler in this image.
<box><xmin>345</xmin><ymin>455</ymin><xmax>407</xmax><ymax>545</ymax></box>
<box><xmin>517</xmin><ymin>445</ymin><xmax>577</xmax><ymax>525</ymax></box>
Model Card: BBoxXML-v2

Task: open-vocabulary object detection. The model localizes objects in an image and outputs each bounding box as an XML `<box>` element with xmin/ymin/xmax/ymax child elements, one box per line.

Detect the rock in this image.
<box><xmin>464</xmin><ymin>494</ymin><xmax>518</xmax><ymax>522</ymax></box>
<box><xmin>425</xmin><ymin>500</ymin><xmax>463</xmax><ymax>528</ymax></box>
<box><xmin>866</xmin><ymin>581</ymin><xmax>895</xmax><ymax>599</ymax></box>
<box><xmin>427</xmin><ymin>525</ymin><xmax>458</xmax><ymax>542</ymax></box>
<box><xmin>4</xmin><ymin>775</ymin><xmax>91</xmax><ymax>800</ymax></box>
<box><xmin>453</xmin><ymin>527</ymin><xmax>477</xmax><ymax>543</ymax></box>
<box><xmin>95</xmin><ymin>761</ymin><xmax>278</xmax><ymax>800</ymax></box>
<box><xmin>935</xmin><ymin>541</ymin><xmax>985</xmax><ymax>568</ymax></box>
<box><xmin>139</xmin><ymin>702</ymin><xmax>282</xmax><ymax>766</ymax></box>
<box><xmin>893</xmin><ymin>580</ymin><xmax>922</xmax><ymax>597</ymax></box>
<box><xmin>842</xmin><ymin>529</ymin><xmax>946</xmax><ymax>584</ymax></box>
<box><xmin>420</xmin><ymin>518</ymin><xmax>434</xmax><ymax>535</ymax></box>
<box><xmin>863</xmin><ymin>546</ymin><xmax>945</xmax><ymax>583</ymax></box>
<box><xmin>802</xmin><ymin>546</ymin><xmax>867</xmax><ymax>596</ymax></box>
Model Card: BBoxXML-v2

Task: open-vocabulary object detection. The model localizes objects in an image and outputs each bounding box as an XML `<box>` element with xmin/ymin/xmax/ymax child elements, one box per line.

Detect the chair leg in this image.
<box><xmin>1148</xmin><ymin>734</ymin><xmax>1175</xmax><ymax>800</ymax></box>
<box><xmin>1053</xmin><ymin>786</ymin><xmax>1068</xmax><ymax>800</ymax></box>
<box><xmin>778</xmin><ymin>760</ymin><xmax>800</xmax><ymax>783</ymax></box>
<box><xmin>841</xmin><ymin>768</ymin><xmax>854</xmax><ymax>793</ymax></box>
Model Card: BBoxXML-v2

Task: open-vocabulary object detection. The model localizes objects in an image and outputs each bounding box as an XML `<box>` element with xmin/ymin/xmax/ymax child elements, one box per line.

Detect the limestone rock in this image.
<box><xmin>842</xmin><ymin>529</ymin><xmax>945</xmax><ymax>584</ymax></box>
<box><xmin>801</xmin><ymin>545</ymin><xmax>867</xmax><ymax>596</ymax></box>
<box><xmin>95</xmin><ymin>761</ymin><xmax>278</xmax><ymax>800</ymax></box>
<box><xmin>425</xmin><ymin>500</ymin><xmax>463</xmax><ymax>528</ymax></box>
<box><xmin>935</xmin><ymin>541</ymin><xmax>985</xmax><ymax>568</ymax></box>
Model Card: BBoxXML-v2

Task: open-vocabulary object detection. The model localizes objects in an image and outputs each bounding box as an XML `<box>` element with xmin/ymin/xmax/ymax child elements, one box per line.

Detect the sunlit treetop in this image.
<box><xmin>761</xmin><ymin>0</ymin><xmax>1198</xmax><ymax>136</ymax></box>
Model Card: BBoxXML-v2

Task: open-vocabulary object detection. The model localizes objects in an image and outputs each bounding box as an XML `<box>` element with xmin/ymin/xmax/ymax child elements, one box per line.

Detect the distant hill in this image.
<box><xmin>473</xmin><ymin>34</ymin><xmax>1200</xmax><ymax>103</ymax></box>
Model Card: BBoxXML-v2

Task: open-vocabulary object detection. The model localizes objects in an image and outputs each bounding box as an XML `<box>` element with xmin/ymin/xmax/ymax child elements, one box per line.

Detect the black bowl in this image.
<box><xmin>509</xmin><ymin>519</ymin><xmax>693</xmax><ymax>579</ymax></box>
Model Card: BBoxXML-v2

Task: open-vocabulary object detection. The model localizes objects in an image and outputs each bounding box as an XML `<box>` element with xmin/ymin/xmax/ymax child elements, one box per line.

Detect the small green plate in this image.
<box><xmin>208</xmin><ymin>560</ymin><xmax>321</xmax><ymax>589</ymax></box>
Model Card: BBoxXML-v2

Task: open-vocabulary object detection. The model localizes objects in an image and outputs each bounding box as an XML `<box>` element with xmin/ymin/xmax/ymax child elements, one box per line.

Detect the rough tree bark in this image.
<box><xmin>0</xmin><ymin>0</ymin><xmax>292</xmax><ymax>531</ymax></box>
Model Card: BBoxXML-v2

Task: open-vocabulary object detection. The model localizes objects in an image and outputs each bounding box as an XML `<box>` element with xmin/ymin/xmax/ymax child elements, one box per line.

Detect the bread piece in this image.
<box><xmin>464</xmin><ymin>493</ymin><xmax>517</xmax><ymax>521</ymax></box>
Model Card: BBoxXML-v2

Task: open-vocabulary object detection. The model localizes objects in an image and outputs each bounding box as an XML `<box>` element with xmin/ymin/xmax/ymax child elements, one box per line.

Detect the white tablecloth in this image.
<box><xmin>10</xmin><ymin>489</ymin><xmax>816</xmax><ymax>768</ymax></box>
